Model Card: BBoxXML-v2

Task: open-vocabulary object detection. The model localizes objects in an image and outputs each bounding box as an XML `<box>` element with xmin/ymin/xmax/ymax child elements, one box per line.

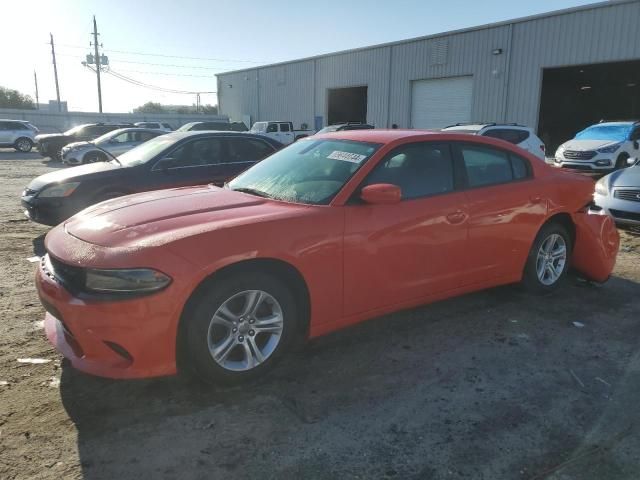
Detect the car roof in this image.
<box><xmin>162</xmin><ymin>130</ymin><xmax>281</xmax><ymax>142</ymax></box>
<box><xmin>0</xmin><ymin>118</ymin><xmax>32</xmax><ymax>122</ymax></box>
<box><xmin>313</xmin><ymin>129</ymin><xmax>444</xmax><ymax>143</ymax></box>
<box><xmin>592</xmin><ymin>121</ymin><xmax>639</xmax><ymax>127</ymax></box>
<box><xmin>105</xmin><ymin>127</ymin><xmax>166</xmax><ymax>134</ymax></box>
<box><xmin>443</xmin><ymin>123</ymin><xmax>530</xmax><ymax>130</ymax></box>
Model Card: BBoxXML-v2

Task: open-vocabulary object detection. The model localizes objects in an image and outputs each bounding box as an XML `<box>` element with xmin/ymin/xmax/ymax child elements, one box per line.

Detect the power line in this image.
<box><xmin>53</xmin><ymin>42</ymin><xmax>262</xmax><ymax>64</ymax></box>
<box><xmin>57</xmin><ymin>52</ymin><xmax>229</xmax><ymax>71</ymax></box>
<box><xmin>114</xmin><ymin>68</ymin><xmax>215</xmax><ymax>78</ymax></box>
<box><xmin>103</xmin><ymin>68</ymin><xmax>216</xmax><ymax>95</ymax></box>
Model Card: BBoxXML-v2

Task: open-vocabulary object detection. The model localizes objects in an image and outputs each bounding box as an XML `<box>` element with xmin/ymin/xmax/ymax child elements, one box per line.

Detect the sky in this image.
<box><xmin>0</xmin><ymin>0</ymin><xmax>602</xmax><ymax>113</ymax></box>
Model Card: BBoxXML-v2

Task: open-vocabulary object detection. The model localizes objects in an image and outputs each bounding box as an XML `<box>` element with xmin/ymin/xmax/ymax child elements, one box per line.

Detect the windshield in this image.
<box><xmin>228</xmin><ymin>139</ymin><xmax>379</xmax><ymax>205</ymax></box>
<box><xmin>93</xmin><ymin>130</ymin><xmax>121</xmax><ymax>145</ymax></box>
<box><xmin>64</xmin><ymin>125</ymin><xmax>86</xmax><ymax>136</ymax></box>
<box><xmin>251</xmin><ymin>122</ymin><xmax>267</xmax><ymax>133</ymax></box>
<box><xmin>317</xmin><ymin>126</ymin><xmax>340</xmax><ymax>134</ymax></box>
<box><xmin>575</xmin><ymin>124</ymin><xmax>632</xmax><ymax>142</ymax></box>
<box><xmin>117</xmin><ymin>135</ymin><xmax>176</xmax><ymax>167</ymax></box>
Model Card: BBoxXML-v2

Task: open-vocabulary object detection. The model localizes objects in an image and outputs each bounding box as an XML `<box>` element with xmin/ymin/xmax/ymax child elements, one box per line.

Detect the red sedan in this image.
<box><xmin>36</xmin><ymin>130</ymin><xmax>619</xmax><ymax>383</ymax></box>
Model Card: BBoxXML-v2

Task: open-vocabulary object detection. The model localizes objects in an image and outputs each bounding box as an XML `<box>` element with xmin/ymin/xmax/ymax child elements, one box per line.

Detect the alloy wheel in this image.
<box><xmin>535</xmin><ymin>233</ymin><xmax>567</xmax><ymax>286</ymax></box>
<box><xmin>207</xmin><ymin>290</ymin><xmax>284</xmax><ymax>371</ymax></box>
<box><xmin>16</xmin><ymin>139</ymin><xmax>32</xmax><ymax>152</ymax></box>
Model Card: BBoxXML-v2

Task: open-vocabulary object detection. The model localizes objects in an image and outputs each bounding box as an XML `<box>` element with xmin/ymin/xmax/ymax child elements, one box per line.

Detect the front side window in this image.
<box><xmin>460</xmin><ymin>145</ymin><xmax>530</xmax><ymax>187</ymax></box>
<box><xmin>279</xmin><ymin>123</ymin><xmax>291</xmax><ymax>132</ymax></box>
<box><xmin>266</xmin><ymin>123</ymin><xmax>278</xmax><ymax>133</ymax></box>
<box><xmin>363</xmin><ymin>143</ymin><xmax>454</xmax><ymax>200</ymax></box>
<box><xmin>162</xmin><ymin>137</ymin><xmax>224</xmax><ymax>168</ymax></box>
<box><xmin>227</xmin><ymin>138</ymin><xmax>275</xmax><ymax>162</ymax></box>
<box><xmin>228</xmin><ymin>139</ymin><xmax>380</xmax><ymax>205</ymax></box>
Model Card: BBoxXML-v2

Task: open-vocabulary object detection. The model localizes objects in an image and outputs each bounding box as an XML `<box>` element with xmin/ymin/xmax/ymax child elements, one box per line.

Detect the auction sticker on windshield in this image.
<box><xmin>327</xmin><ymin>151</ymin><xmax>368</xmax><ymax>163</ymax></box>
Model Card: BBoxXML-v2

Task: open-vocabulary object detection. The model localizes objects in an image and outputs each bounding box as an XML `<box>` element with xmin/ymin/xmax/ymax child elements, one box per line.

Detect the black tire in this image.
<box><xmin>184</xmin><ymin>272</ymin><xmax>298</xmax><ymax>385</ymax></box>
<box><xmin>14</xmin><ymin>137</ymin><xmax>33</xmax><ymax>152</ymax></box>
<box><xmin>615</xmin><ymin>153</ymin><xmax>629</xmax><ymax>170</ymax></box>
<box><xmin>83</xmin><ymin>151</ymin><xmax>107</xmax><ymax>164</ymax></box>
<box><xmin>521</xmin><ymin>222</ymin><xmax>572</xmax><ymax>294</ymax></box>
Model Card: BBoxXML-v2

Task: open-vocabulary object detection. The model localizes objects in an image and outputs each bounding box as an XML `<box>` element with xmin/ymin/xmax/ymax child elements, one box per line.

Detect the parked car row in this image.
<box><xmin>22</xmin><ymin>127</ymin><xmax>621</xmax><ymax>385</ymax></box>
<box><xmin>0</xmin><ymin>119</ymin><xmax>39</xmax><ymax>152</ymax></box>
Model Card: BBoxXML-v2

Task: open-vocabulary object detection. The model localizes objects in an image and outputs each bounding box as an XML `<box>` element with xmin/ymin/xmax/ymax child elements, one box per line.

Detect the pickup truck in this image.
<box><xmin>250</xmin><ymin>121</ymin><xmax>314</xmax><ymax>145</ymax></box>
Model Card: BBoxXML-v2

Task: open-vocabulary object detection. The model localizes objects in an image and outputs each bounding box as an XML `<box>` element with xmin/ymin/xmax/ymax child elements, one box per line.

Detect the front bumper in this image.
<box><xmin>21</xmin><ymin>195</ymin><xmax>75</xmax><ymax>226</ymax></box>
<box><xmin>592</xmin><ymin>193</ymin><xmax>640</xmax><ymax>227</ymax></box>
<box><xmin>36</xmin><ymin>256</ymin><xmax>180</xmax><ymax>379</ymax></box>
<box><xmin>553</xmin><ymin>156</ymin><xmax>614</xmax><ymax>172</ymax></box>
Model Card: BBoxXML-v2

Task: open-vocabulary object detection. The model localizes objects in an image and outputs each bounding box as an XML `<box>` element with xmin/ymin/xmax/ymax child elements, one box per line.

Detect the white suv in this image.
<box><xmin>441</xmin><ymin>123</ymin><xmax>546</xmax><ymax>160</ymax></box>
<box><xmin>553</xmin><ymin>121</ymin><xmax>640</xmax><ymax>172</ymax></box>
<box><xmin>0</xmin><ymin>119</ymin><xmax>39</xmax><ymax>152</ymax></box>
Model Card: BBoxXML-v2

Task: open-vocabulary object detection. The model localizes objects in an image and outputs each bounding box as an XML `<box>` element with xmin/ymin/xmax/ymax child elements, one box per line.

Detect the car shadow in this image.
<box><xmin>58</xmin><ymin>275</ymin><xmax>640</xmax><ymax>479</ymax></box>
<box><xmin>32</xmin><ymin>233</ymin><xmax>47</xmax><ymax>257</ymax></box>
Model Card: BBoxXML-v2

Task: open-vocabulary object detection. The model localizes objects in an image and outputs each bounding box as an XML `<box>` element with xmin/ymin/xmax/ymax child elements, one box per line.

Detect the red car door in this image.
<box><xmin>453</xmin><ymin>143</ymin><xmax>547</xmax><ymax>283</ymax></box>
<box><xmin>343</xmin><ymin>142</ymin><xmax>470</xmax><ymax>317</ymax></box>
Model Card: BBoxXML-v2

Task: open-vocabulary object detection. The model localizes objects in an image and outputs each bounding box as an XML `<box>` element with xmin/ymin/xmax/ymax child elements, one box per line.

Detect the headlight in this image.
<box><xmin>595</xmin><ymin>177</ymin><xmax>608</xmax><ymax>196</ymax></box>
<box><xmin>38</xmin><ymin>182</ymin><xmax>80</xmax><ymax>198</ymax></box>
<box><xmin>597</xmin><ymin>143</ymin><xmax>621</xmax><ymax>154</ymax></box>
<box><xmin>85</xmin><ymin>268</ymin><xmax>171</xmax><ymax>293</ymax></box>
<box><xmin>555</xmin><ymin>145</ymin><xmax>566</xmax><ymax>157</ymax></box>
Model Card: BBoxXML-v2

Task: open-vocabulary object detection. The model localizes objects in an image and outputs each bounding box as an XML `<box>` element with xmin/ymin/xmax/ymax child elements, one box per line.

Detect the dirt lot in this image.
<box><xmin>1</xmin><ymin>151</ymin><xmax>640</xmax><ymax>480</ymax></box>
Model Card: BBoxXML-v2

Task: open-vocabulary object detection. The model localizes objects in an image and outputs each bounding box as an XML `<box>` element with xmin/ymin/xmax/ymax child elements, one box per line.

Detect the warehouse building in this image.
<box><xmin>217</xmin><ymin>0</ymin><xmax>640</xmax><ymax>150</ymax></box>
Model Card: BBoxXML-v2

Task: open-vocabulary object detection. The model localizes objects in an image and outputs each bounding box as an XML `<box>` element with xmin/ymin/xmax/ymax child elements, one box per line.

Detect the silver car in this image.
<box><xmin>0</xmin><ymin>119</ymin><xmax>39</xmax><ymax>152</ymax></box>
<box><xmin>593</xmin><ymin>157</ymin><xmax>640</xmax><ymax>226</ymax></box>
<box><xmin>61</xmin><ymin>127</ymin><xmax>164</xmax><ymax>165</ymax></box>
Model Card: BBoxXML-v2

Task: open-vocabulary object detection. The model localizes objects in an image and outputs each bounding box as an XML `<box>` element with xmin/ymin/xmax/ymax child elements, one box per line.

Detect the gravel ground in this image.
<box><xmin>1</xmin><ymin>152</ymin><xmax>639</xmax><ymax>480</ymax></box>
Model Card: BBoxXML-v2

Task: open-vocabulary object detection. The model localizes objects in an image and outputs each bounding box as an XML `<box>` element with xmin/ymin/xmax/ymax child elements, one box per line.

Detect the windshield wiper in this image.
<box><xmin>92</xmin><ymin>145</ymin><xmax>122</xmax><ymax>165</ymax></box>
<box><xmin>231</xmin><ymin>187</ymin><xmax>272</xmax><ymax>199</ymax></box>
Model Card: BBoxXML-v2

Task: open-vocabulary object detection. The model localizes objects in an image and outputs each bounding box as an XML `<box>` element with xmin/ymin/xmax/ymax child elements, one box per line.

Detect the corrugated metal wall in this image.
<box><xmin>218</xmin><ymin>0</ymin><xmax>640</xmax><ymax>131</ymax></box>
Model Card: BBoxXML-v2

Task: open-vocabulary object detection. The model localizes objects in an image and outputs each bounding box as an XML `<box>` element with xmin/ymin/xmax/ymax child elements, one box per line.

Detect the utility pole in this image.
<box><xmin>33</xmin><ymin>70</ymin><xmax>39</xmax><ymax>109</ymax></box>
<box><xmin>92</xmin><ymin>15</ymin><xmax>103</xmax><ymax>113</ymax></box>
<box><xmin>49</xmin><ymin>33</ymin><xmax>61</xmax><ymax>112</ymax></box>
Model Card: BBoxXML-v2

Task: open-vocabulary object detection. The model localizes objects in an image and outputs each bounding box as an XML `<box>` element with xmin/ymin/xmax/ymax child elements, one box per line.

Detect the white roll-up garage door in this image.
<box><xmin>410</xmin><ymin>76</ymin><xmax>473</xmax><ymax>129</ymax></box>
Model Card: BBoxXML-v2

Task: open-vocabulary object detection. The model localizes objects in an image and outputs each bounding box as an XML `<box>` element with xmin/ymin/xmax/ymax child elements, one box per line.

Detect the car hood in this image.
<box><xmin>27</xmin><ymin>161</ymin><xmax>120</xmax><ymax>191</ymax></box>
<box><xmin>62</xmin><ymin>141</ymin><xmax>92</xmax><ymax>150</ymax></box>
<box><xmin>608</xmin><ymin>165</ymin><xmax>640</xmax><ymax>188</ymax></box>
<box><xmin>560</xmin><ymin>139</ymin><xmax>618</xmax><ymax>151</ymax></box>
<box><xmin>35</xmin><ymin>133</ymin><xmax>67</xmax><ymax>142</ymax></box>
<box><xmin>64</xmin><ymin>186</ymin><xmax>306</xmax><ymax>248</ymax></box>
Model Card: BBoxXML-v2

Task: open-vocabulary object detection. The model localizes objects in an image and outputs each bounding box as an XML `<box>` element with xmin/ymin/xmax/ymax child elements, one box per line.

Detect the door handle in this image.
<box><xmin>446</xmin><ymin>210</ymin><xmax>467</xmax><ymax>225</ymax></box>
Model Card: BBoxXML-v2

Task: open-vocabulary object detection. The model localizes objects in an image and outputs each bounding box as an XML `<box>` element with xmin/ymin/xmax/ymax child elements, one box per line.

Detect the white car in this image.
<box><xmin>0</xmin><ymin>119</ymin><xmax>39</xmax><ymax>152</ymax></box>
<box><xmin>61</xmin><ymin>128</ymin><xmax>164</xmax><ymax>165</ymax></box>
<box><xmin>250</xmin><ymin>121</ymin><xmax>314</xmax><ymax>145</ymax></box>
<box><xmin>134</xmin><ymin>121</ymin><xmax>173</xmax><ymax>132</ymax></box>
<box><xmin>553</xmin><ymin>121</ymin><xmax>640</xmax><ymax>172</ymax></box>
<box><xmin>441</xmin><ymin>123</ymin><xmax>546</xmax><ymax>160</ymax></box>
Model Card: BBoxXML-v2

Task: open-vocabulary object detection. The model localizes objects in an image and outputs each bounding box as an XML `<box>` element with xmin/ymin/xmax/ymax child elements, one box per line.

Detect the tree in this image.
<box><xmin>0</xmin><ymin>86</ymin><xmax>35</xmax><ymax>109</ymax></box>
<box><xmin>133</xmin><ymin>102</ymin><xmax>166</xmax><ymax>114</ymax></box>
<box><xmin>201</xmin><ymin>104</ymin><xmax>218</xmax><ymax>114</ymax></box>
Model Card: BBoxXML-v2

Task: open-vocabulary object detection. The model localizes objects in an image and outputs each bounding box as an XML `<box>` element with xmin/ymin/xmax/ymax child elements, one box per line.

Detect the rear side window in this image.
<box><xmin>459</xmin><ymin>145</ymin><xmax>530</xmax><ymax>187</ymax></box>
<box><xmin>266</xmin><ymin>123</ymin><xmax>278</xmax><ymax>133</ymax></box>
<box><xmin>279</xmin><ymin>123</ymin><xmax>291</xmax><ymax>132</ymax></box>
<box><xmin>364</xmin><ymin>142</ymin><xmax>454</xmax><ymax>200</ymax></box>
<box><xmin>227</xmin><ymin>138</ymin><xmax>275</xmax><ymax>162</ymax></box>
<box><xmin>483</xmin><ymin>128</ymin><xmax>529</xmax><ymax>144</ymax></box>
<box><xmin>9</xmin><ymin>122</ymin><xmax>28</xmax><ymax>130</ymax></box>
<box><xmin>136</xmin><ymin>131</ymin><xmax>160</xmax><ymax>142</ymax></box>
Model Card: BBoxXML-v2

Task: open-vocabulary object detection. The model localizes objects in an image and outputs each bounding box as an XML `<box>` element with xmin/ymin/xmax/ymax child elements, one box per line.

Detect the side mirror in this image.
<box><xmin>627</xmin><ymin>157</ymin><xmax>639</xmax><ymax>166</ymax></box>
<box><xmin>360</xmin><ymin>184</ymin><xmax>401</xmax><ymax>205</ymax></box>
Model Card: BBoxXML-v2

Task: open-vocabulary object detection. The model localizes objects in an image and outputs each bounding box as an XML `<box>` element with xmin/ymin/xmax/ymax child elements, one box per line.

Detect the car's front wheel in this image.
<box><xmin>522</xmin><ymin>222</ymin><xmax>572</xmax><ymax>293</ymax></box>
<box><xmin>14</xmin><ymin>137</ymin><xmax>33</xmax><ymax>152</ymax></box>
<box><xmin>185</xmin><ymin>272</ymin><xmax>298</xmax><ymax>384</ymax></box>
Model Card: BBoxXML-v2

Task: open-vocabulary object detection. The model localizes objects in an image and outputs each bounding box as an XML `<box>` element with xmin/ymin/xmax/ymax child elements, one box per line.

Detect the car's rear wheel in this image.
<box><xmin>522</xmin><ymin>222</ymin><xmax>571</xmax><ymax>293</ymax></box>
<box><xmin>14</xmin><ymin>137</ymin><xmax>33</xmax><ymax>152</ymax></box>
<box><xmin>615</xmin><ymin>153</ymin><xmax>630</xmax><ymax>170</ymax></box>
<box><xmin>185</xmin><ymin>272</ymin><xmax>297</xmax><ymax>384</ymax></box>
<box><xmin>84</xmin><ymin>151</ymin><xmax>107</xmax><ymax>164</ymax></box>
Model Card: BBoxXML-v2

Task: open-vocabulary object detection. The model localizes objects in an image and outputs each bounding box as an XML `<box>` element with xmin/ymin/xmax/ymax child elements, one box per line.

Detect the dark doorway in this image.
<box><xmin>327</xmin><ymin>86</ymin><xmax>368</xmax><ymax>125</ymax></box>
<box><xmin>538</xmin><ymin>60</ymin><xmax>640</xmax><ymax>152</ymax></box>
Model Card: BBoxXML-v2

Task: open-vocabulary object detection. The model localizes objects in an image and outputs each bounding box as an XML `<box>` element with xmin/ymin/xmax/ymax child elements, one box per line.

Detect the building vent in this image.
<box><xmin>430</xmin><ymin>39</ymin><xmax>448</xmax><ymax>65</ymax></box>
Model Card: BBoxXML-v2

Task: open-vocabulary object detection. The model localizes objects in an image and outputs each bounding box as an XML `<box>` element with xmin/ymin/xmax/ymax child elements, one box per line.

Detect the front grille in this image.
<box><xmin>47</xmin><ymin>254</ymin><xmax>86</xmax><ymax>292</ymax></box>
<box><xmin>563</xmin><ymin>150</ymin><xmax>597</xmax><ymax>160</ymax></box>
<box><xmin>614</xmin><ymin>189</ymin><xmax>640</xmax><ymax>203</ymax></box>
<box><xmin>610</xmin><ymin>209</ymin><xmax>640</xmax><ymax>222</ymax></box>
<box><xmin>562</xmin><ymin>163</ymin><xmax>593</xmax><ymax>171</ymax></box>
